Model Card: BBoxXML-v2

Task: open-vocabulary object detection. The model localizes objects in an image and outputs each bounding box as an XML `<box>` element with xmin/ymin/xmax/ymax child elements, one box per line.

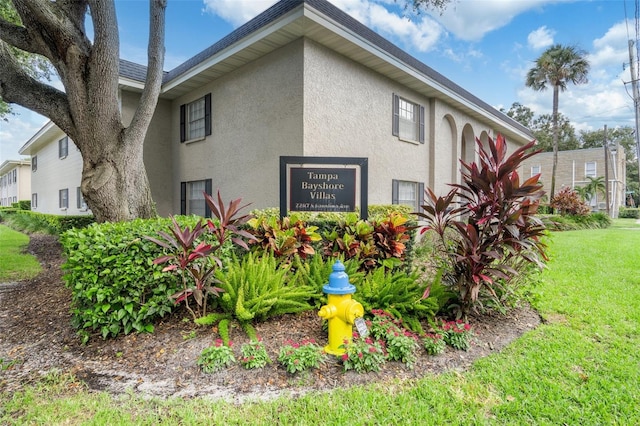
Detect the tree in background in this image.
<box><xmin>501</xmin><ymin>103</ymin><xmax>579</xmax><ymax>152</ymax></box>
<box><xmin>531</xmin><ymin>113</ymin><xmax>580</xmax><ymax>152</ymax></box>
<box><xmin>526</xmin><ymin>44</ymin><xmax>590</xmax><ymax>200</ymax></box>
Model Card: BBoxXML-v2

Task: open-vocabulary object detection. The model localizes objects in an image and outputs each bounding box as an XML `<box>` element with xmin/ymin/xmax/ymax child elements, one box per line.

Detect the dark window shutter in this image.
<box><xmin>180</xmin><ymin>182</ymin><xmax>186</xmax><ymax>214</ymax></box>
<box><xmin>418</xmin><ymin>182</ymin><xmax>424</xmax><ymax>212</ymax></box>
<box><xmin>180</xmin><ymin>104</ymin><xmax>186</xmax><ymax>142</ymax></box>
<box><xmin>419</xmin><ymin>105</ymin><xmax>425</xmax><ymax>144</ymax></box>
<box><xmin>204</xmin><ymin>179</ymin><xmax>212</xmax><ymax>218</ymax></box>
<box><xmin>204</xmin><ymin>93</ymin><xmax>212</xmax><ymax>136</ymax></box>
<box><xmin>392</xmin><ymin>94</ymin><xmax>399</xmax><ymax>136</ymax></box>
<box><xmin>77</xmin><ymin>187</ymin><xmax>81</xmax><ymax>209</ymax></box>
<box><xmin>392</xmin><ymin>179</ymin><xmax>399</xmax><ymax>204</ymax></box>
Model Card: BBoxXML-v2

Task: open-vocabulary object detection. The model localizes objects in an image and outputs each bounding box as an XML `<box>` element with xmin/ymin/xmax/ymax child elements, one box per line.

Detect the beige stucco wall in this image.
<box><xmin>171</xmin><ymin>39</ymin><xmax>304</xmax><ymax>211</ymax></box>
<box><xmin>521</xmin><ymin>147</ymin><xmax>626</xmax><ymax>214</ymax></box>
<box><xmin>120</xmin><ymin>92</ymin><xmax>173</xmax><ymax>216</ymax></box>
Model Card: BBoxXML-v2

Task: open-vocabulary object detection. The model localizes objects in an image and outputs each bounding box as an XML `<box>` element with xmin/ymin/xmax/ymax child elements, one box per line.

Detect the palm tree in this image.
<box><xmin>526</xmin><ymin>44</ymin><xmax>590</xmax><ymax>200</ymax></box>
<box><xmin>584</xmin><ymin>176</ymin><xmax>607</xmax><ymax>203</ymax></box>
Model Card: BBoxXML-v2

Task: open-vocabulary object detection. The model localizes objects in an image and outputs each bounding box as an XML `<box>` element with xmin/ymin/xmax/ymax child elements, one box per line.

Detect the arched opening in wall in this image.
<box><xmin>479</xmin><ymin>131</ymin><xmax>490</xmax><ymax>152</ymax></box>
<box><xmin>461</xmin><ymin>124</ymin><xmax>475</xmax><ymax>166</ymax></box>
<box><xmin>432</xmin><ymin>115</ymin><xmax>457</xmax><ymax>195</ymax></box>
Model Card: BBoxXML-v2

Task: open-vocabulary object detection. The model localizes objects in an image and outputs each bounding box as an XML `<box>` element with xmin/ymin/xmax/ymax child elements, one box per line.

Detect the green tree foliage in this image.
<box><xmin>531</xmin><ymin>113</ymin><xmax>579</xmax><ymax>152</ymax></box>
<box><xmin>501</xmin><ymin>102</ymin><xmax>535</xmax><ymax>129</ymax></box>
<box><xmin>0</xmin><ymin>0</ymin><xmax>51</xmax><ymax>120</ymax></box>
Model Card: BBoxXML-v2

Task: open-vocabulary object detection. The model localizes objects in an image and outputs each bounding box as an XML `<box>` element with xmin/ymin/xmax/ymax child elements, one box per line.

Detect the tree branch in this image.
<box><xmin>126</xmin><ymin>0</ymin><xmax>166</xmax><ymax>142</ymax></box>
<box><xmin>0</xmin><ymin>17</ymin><xmax>34</xmax><ymax>53</ymax></box>
<box><xmin>0</xmin><ymin>41</ymin><xmax>73</xmax><ymax>135</ymax></box>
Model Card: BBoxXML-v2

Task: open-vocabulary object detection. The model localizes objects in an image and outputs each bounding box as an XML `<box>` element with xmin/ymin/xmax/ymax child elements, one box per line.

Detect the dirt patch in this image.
<box><xmin>0</xmin><ymin>234</ymin><xmax>541</xmax><ymax>402</ymax></box>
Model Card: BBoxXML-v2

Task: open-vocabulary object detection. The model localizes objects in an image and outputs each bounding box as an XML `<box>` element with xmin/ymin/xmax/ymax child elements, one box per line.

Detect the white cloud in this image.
<box><xmin>202</xmin><ymin>0</ymin><xmax>278</xmax><ymax>27</ymax></box>
<box><xmin>527</xmin><ymin>26</ymin><xmax>554</xmax><ymax>50</ymax></box>
<box><xmin>436</xmin><ymin>0</ymin><xmax>551</xmax><ymax>41</ymax></box>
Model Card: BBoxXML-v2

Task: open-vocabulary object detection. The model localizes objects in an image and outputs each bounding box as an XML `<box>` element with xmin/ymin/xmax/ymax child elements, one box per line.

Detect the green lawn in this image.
<box><xmin>1</xmin><ymin>223</ymin><xmax>639</xmax><ymax>424</ymax></box>
<box><xmin>0</xmin><ymin>225</ymin><xmax>41</xmax><ymax>282</ymax></box>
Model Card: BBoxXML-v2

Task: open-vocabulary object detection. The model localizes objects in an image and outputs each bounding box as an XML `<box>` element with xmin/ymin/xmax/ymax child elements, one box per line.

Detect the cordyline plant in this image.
<box><xmin>146</xmin><ymin>191</ymin><xmax>255</xmax><ymax>320</ymax></box>
<box><xmin>415</xmin><ymin>134</ymin><xmax>548</xmax><ymax>317</ymax></box>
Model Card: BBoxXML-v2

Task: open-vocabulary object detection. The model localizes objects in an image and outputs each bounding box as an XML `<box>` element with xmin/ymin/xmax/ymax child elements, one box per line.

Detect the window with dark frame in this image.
<box><xmin>392</xmin><ymin>179</ymin><xmax>424</xmax><ymax>212</ymax></box>
<box><xmin>59</xmin><ymin>188</ymin><xmax>69</xmax><ymax>209</ymax></box>
<box><xmin>59</xmin><ymin>136</ymin><xmax>69</xmax><ymax>158</ymax></box>
<box><xmin>392</xmin><ymin>94</ymin><xmax>425</xmax><ymax>144</ymax></box>
<box><xmin>77</xmin><ymin>187</ymin><xmax>87</xmax><ymax>210</ymax></box>
<box><xmin>180</xmin><ymin>94</ymin><xmax>212</xmax><ymax>142</ymax></box>
<box><xmin>32</xmin><ymin>193</ymin><xmax>37</xmax><ymax>209</ymax></box>
<box><xmin>32</xmin><ymin>156</ymin><xmax>37</xmax><ymax>172</ymax></box>
<box><xmin>180</xmin><ymin>179</ymin><xmax>212</xmax><ymax>217</ymax></box>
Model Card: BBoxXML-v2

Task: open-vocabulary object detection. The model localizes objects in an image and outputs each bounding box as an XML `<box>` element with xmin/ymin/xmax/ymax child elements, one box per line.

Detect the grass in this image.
<box><xmin>1</xmin><ymin>223</ymin><xmax>640</xmax><ymax>424</ymax></box>
<box><xmin>0</xmin><ymin>225</ymin><xmax>41</xmax><ymax>282</ymax></box>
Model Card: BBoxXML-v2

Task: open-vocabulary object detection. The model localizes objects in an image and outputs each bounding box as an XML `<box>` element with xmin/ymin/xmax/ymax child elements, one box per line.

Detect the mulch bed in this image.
<box><xmin>0</xmin><ymin>234</ymin><xmax>540</xmax><ymax>401</ymax></box>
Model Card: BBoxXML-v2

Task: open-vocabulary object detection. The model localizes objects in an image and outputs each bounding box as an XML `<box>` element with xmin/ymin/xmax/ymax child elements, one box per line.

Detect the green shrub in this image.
<box><xmin>11</xmin><ymin>200</ymin><xmax>31</xmax><ymax>210</ymax></box>
<box><xmin>61</xmin><ymin>217</ymin><xmax>202</xmax><ymax>342</ymax></box>
<box><xmin>542</xmin><ymin>213</ymin><xmax>611</xmax><ymax>231</ymax></box>
<box><xmin>618</xmin><ymin>207</ymin><xmax>640</xmax><ymax>219</ymax></box>
<box><xmin>2</xmin><ymin>210</ymin><xmax>94</xmax><ymax>234</ymax></box>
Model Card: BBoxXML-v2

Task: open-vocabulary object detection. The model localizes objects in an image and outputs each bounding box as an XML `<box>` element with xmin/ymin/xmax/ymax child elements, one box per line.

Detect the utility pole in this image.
<box><xmin>604</xmin><ymin>125</ymin><xmax>610</xmax><ymax>217</ymax></box>
<box><xmin>628</xmin><ymin>40</ymin><xmax>640</xmax><ymax>193</ymax></box>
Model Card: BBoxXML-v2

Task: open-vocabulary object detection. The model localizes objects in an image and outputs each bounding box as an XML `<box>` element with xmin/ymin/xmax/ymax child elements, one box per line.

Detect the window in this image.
<box><xmin>32</xmin><ymin>193</ymin><xmax>37</xmax><ymax>209</ymax></box>
<box><xmin>180</xmin><ymin>94</ymin><xmax>212</xmax><ymax>142</ymax></box>
<box><xmin>77</xmin><ymin>187</ymin><xmax>87</xmax><ymax>210</ymax></box>
<box><xmin>59</xmin><ymin>188</ymin><xmax>69</xmax><ymax>209</ymax></box>
<box><xmin>392</xmin><ymin>94</ymin><xmax>425</xmax><ymax>143</ymax></box>
<box><xmin>585</xmin><ymin>161</ymin><xmax>597</xmax><ymax>178</ymax></box>
<box><xmin>531</xmin><ymin>165</ymin><xmax>541</xmax><ymax>177</ymax></box>
<box><xmin>8</xmin><ymin>171</ymin><xmax>12</xmax><ymax>184</ymax></box>
<box><xmin>12</xmin><ymin>169</ymin><xmax>16</xmax><ymax>183</ymax></box>
<box><xmin>180</xmin><ymin>179</ymin><xmax>212</xmax><ymax>217</ymax></box>
<box><xmin>392</xmin><ymin>180</ymin><xmax>424</xmax><ymax>212</ymax></box>
<box><xmin>59</xmin><ymin>136</ymin><xmax>69</xmax><ymax>158</ymax></box>
<box><xmin>32</xmin><ymin>156</ymin><xmax>37</xmax><ymax>172</ymax></box>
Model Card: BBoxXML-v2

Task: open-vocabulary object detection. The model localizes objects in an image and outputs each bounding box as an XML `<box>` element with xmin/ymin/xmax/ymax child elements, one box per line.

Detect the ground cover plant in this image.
<box><xmin>1</xmin><ymin>224</ymin><xmax>638</xmax><ymax>424</ymax></box>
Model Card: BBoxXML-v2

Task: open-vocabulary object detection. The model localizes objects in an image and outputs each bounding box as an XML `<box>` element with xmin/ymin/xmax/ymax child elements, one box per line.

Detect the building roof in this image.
<box><xmin>0</xmin><ymin>159</ymin><xmax>30</xmax><ymax>175</ymax></box>
<box><xmin>154</xmin><ymin>0</ymin><xmax>532</xmax><ymax>141</ymax></box>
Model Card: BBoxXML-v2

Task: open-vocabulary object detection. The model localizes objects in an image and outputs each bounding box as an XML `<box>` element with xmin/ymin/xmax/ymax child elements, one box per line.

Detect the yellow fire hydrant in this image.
<box><xmin>318</xmin><ymin>260</ymin><xmax>364</xmax><ymax>355</ymax></box>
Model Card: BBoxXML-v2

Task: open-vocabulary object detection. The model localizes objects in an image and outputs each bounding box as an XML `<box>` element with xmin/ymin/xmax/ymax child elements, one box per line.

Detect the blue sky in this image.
<box><xmin>1</xmin><ymin>0</ymin><xmax>636</xmax><ymax>163</ymax></box>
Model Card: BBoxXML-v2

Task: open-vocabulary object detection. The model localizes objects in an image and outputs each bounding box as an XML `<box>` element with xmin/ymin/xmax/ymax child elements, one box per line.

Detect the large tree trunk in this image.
<box><xmin>0</xmin><ymin>0</ymin><xmax>165</xmax><ymax>222</ymax></box>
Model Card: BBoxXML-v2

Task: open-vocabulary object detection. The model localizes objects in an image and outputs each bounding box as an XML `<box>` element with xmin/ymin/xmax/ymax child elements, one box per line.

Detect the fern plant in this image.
<box><xmin>356</xmin><ymin>267</ymin><xmax>449</xmax><ymax>328</ymax></box>
<box><xmin>213</xmin><ymin>252</ymin><xmax>316</xmax><ymax>322</ymax></box>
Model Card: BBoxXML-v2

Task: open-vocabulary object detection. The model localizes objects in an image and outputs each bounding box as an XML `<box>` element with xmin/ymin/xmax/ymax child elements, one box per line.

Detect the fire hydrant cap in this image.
<box><xmin>322</xmin><ymin>260</ymin><xmax>356</xmax><ymax>295</ymax></box>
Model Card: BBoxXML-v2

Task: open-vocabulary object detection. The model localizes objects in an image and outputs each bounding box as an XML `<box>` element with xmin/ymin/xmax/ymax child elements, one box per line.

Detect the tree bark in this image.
<box><xmin>0</xmin><ymin>0</ymin><xmax>166</xmax><ymax>222</ymax></box>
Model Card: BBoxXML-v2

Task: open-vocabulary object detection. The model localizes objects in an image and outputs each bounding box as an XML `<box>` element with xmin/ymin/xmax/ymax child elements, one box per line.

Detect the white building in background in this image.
<box><xmin>0</xmin><ymin>160</ymin><xmax>31</xmax><ymax>207</ymax></box>
<box><xmin>18</xmin><ymin>122</ymin><xmax>90</xmax><ymax>215</ymax></box>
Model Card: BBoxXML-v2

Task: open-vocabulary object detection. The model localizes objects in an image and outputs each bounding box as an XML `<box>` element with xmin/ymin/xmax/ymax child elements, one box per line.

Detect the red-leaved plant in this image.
<box><xmin>146</xmin><ymin>191</ymin><xmax>255</xmax><ymax>320</ymax></box>
<box><xmin>414</xmin><ymin>134</ymin><xmax>547</xmax><ymax>317</ymax></box>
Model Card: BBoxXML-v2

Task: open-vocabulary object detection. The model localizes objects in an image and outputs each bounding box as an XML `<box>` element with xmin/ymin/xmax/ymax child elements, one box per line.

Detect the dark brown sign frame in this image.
<box><xmin>280</xmin><ymin>156</ymin><xmax>368</xmax><ymax>219</ymax></box>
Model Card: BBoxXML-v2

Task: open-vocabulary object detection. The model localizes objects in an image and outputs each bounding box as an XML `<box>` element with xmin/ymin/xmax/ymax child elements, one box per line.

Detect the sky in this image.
<box><xmin>1</xmin><ymin>0</ymin><xmax>638</xmax><ymax>163</ymax></box>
